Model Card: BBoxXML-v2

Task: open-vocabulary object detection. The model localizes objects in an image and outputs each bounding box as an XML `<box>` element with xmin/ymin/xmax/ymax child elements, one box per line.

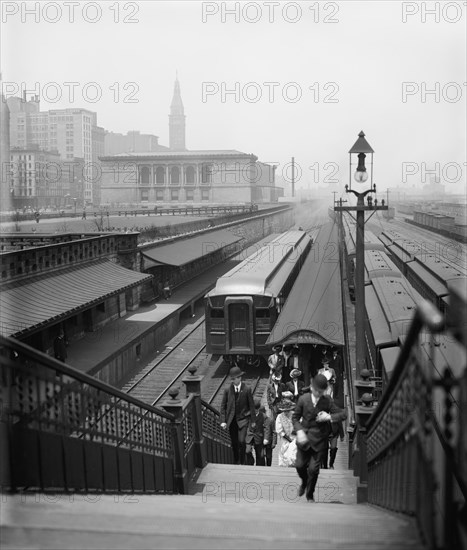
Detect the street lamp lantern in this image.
<box><xmin>354</xmin><ymin>153</ymin><xmax>369</xmax><ymax>183</ymax></box>
<box><xmin>348</xmin><ymin>130</ymin><xmax>374</xmax><ymax>191</ymax></box>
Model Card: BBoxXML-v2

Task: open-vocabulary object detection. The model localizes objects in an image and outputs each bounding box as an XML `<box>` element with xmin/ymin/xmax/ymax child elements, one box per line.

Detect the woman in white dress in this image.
<box><xmin>275</xmin><ymin>399</ymin><xmax>297</xmax><ymax>467</ymax></box>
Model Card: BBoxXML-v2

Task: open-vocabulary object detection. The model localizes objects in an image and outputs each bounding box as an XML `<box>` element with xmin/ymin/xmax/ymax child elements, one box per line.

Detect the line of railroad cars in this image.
<box><xmin>408</xmin><ymin>210</ymin><xmax>467</xmax><ymax>243</ymax></box>
<box><xmin>342</xmin><ymin>216</ymin><xmax>393</xmax><ymax>300</ymax></box>
<box><xmin>340</xmin><ymin>218</ymin><xmax>419</xmax><ymax>384</ymax></box>
<box><xmin>205</xmin><ymin>230</ymin><xmax>312</xmax><ymax>367</ymax></box>
<box><xmin>378</xmin><ymin>230</ymin><xmax>467</xmax><ymax>313</ymax></box>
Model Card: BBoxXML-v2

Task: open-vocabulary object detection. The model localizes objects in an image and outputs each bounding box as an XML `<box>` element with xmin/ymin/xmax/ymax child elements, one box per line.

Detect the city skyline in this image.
<box><xmin>2</xmin><ymin>1</ymin><xmax>466</xmax><ymax>195</ymax></box>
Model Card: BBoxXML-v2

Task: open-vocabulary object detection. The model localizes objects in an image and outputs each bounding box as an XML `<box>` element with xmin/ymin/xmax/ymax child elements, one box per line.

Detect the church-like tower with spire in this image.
<box><xmin>169</xmin><ymin>74</ymin><xmax>186</xmax><ymax>151</ymax></box>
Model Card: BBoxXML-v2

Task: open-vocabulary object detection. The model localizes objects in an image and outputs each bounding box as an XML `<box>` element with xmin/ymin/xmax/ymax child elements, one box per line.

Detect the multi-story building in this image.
<box><xmin>10</xmin><ymin>146</ymin><xmax>65</xmax><ymax>209</ymax></box>
<box><xmin>0</xmin><ymin>87</ymin><xmax>11</xmax><ymax>211</ymax></box>
<box><xmin>104</xmin><ymin>130</ymin><xmax>169</xmax><ymax>155</ymax></box>
<box><xmin>6</xmin><ymin>94</ymin><xmax>41</xmax><ymax>150</ymax></box>
<box><xmin>8</xmin><ymin>96</ymin><xmax>103</xmax><ymax>205</ymax></box>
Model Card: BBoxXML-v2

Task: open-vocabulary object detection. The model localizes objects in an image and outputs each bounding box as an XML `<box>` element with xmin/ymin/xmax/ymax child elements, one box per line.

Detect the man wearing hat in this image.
<box><xmin>220</xmin><ymin>365</ymin><xmax>256</xmax><ymax>465</ymax></box>
<box><xmin>285</xmin><ymin>369</ymin><xmax>307</xmax><ymax>402</ymax></box>
<box><xmin>292</xmin><ymin>373</ymin><xmax>347</xmax><ymax>502</ymax></box>
<box><xmin>266</xmin><ymin>369</ymin><xmax>286</xmax><ymax>421</ymax></box>
<box><xmin>281</xmin><ymin>344</ymin><xmax>294</xmax><ymax>384</ymax></box>
<box><xmin>268</xmin><ymin>345</ymin><xmax>284</xmax><ymax>379</ymax></box>
<box><xmin>330</xmin><ymin>347</ymin><xmax>344</xmax><ymax>407</ymax></box>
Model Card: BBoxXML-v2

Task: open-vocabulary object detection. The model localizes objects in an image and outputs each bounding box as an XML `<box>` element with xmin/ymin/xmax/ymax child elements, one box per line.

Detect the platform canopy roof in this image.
<box><xmin>141</xmin><ymin>229</ymin><xmax>243</xmax><ymax>267</ymax></box>
<box><xmin>0</xmin><ymin>259</ymin><xmax>152</xmax><ymax>338</ymax></box>
<box><xmin>266</xmin><ymin>221</ymin><xmax>345</xmax><ymax>347</ymax></box>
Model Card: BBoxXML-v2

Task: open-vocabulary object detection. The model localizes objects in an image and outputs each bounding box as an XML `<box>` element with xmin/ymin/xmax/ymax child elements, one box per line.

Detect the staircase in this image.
<box><xmin>2</xmin><ymin>463</ymin><xmax>425</xmax><ymax>549</ymax></box>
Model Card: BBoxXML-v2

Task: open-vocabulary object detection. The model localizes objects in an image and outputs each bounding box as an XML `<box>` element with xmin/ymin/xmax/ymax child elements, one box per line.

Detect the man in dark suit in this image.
<box><xmin>266</xmin><ymin>370</ymin><xmax>286</xmax><ymax>421</ymax></box>
<box><xmin>292</xmin><ymin>373</ymin><xmax>347</xmax><ymax>502</ymax></box>
<box><xmin>285</xmin><ymin>368</ymin><xmax>307</xmax><ymax>402</ymax></box>
<box><xmin>220</xmin><ymin>365</ymin><xmax>256</xmax><ymax>465</ymax></box>
<box><xmin>330</xmin><ymin>347</ymin><xmax>344</xmax><ymax>407</ymax></box>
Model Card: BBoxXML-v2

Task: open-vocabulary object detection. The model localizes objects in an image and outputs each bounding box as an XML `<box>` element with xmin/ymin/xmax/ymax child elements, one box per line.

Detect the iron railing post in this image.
<box><xmin>182</xmin><ymin>366</ymin><xmax>207</xmax><ymax>468</ymax></box>
<box><xmin>160</xmin><ymin>388</ymin><xmax>189</xmax><ymax>494</ymax></box>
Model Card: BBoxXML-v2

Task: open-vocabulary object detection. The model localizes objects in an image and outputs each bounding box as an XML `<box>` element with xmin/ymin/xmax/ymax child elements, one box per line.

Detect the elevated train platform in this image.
<box><xmin>51</xmin><ymin>235</ymin><xmax>278</xmax><ymax>383</ymax></box>
<box><xmin>1</xmin><ymin>219</ymin><xmax>465</xmax><ymax>549</ymax></box>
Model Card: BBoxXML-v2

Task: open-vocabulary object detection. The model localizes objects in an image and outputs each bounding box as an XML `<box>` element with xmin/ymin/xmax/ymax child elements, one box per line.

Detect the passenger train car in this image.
<box><xmin>378</xmin><ymin>230</ymin><xmax>467</xmax><ymax>313</ymax></box>
<box><xmin>364</xmin><ymin>275</ymin><xmax>423</xmax><ymax>394</ymax></box>
<box><xmin>205</xmin><ymin>230</ymin><xmax>312</xmax><ymax>366</ymax></box>
<box><xmin>342</xmin><ymin>217</ymin><xmax>386</xmax><ymax>300</ymax></box>
<box><xmin>340</xmin><ymin>217</ymin><xmax>423</xmax><ymax>396</ymax></box>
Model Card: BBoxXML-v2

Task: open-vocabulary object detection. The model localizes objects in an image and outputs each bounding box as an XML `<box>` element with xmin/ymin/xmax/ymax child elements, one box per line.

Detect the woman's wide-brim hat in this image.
<box><xmin>278</xmin><ymin>399</ymin><xmax>295</xmax><ymax>412</ymax></box>
<box><xmin>229</xmin><ymin>365</ymin><xmax>244</xmax><ymax>378</ymax></box>
<box><xmin>273</xmin><ymin>344</ymin><xmax>282</xmax><ymax>352</ymax></box>
<box><xmin>290</xmin><ymin>368</ymin><xmax>302</xmax><ymax>378</ymax></box>
<box><xmin>321</xmin><ymin>355</ymin><xmax>331</xmax><ymax>365</ymax></box>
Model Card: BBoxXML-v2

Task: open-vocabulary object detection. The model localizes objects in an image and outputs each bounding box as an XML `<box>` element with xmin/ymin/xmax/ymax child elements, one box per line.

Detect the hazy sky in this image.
<box><xmin>2</xmin><ymin>0</ymin><xmax>466</xmax><ymax>195</ymax></box>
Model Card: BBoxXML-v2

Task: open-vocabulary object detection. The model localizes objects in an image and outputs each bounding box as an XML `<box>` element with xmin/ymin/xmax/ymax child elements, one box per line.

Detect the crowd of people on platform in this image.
<box><xmin>220</xmin><ymin>343</ymin><xmax>347</xmax><ymax>502</ymax></box>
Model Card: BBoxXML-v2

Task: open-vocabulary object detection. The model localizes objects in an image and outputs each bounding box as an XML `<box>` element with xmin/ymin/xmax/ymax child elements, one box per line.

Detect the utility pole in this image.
<box><xmin>291</xmin><ymin>157</ymin><xmax>295</xmax><ymax>198</ymax></box>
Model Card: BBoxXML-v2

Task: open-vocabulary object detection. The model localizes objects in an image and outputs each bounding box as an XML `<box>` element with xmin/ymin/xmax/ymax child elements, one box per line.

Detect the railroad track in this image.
<box><xmin>121</xmin><ymin>317</ymin><xmax>210</xmax><ymax>406</ymax></box>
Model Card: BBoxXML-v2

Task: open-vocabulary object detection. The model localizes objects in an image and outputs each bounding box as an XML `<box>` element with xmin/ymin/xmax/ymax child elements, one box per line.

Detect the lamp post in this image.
<box><xmin>334</xmin><ymin>131</ymin><xmax>388</xmax><ymax>378</ymax></box>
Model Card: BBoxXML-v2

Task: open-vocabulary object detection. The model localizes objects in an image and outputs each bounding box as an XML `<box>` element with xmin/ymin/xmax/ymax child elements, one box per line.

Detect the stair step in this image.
<box><xmin>3</xmin><ymin>493</ymin><xmax>425</xmax><ymax>550</ymax></box>
<box><xmin>189</xmin><ymin>463</ymin><xmax>358</xmax><ymax>505</ymax></box>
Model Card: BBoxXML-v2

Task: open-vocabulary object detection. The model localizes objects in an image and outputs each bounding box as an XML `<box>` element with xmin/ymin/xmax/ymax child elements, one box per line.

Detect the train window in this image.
<box><xmin>210</xmin><ymin>309</ymin><xmax>224</xmax><ymax>318</ymax></box>
<box><xmin>256</xmin><ymin>309</ymin><xmax>270</xmax><ymax>318</ymax></box>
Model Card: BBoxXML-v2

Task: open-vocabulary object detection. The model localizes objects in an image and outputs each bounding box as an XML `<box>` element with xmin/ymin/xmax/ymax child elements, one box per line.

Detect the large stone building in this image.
<box><xmin>99</xmin><ymin>78</ymin><xmax>281</xmax><ymax>206</ymax></box>
<box><xmin>99</xmin><ymin>150</ymin><xmax>279</xmax><ymax>205</ymax></box>
<box><xmin>7</xmin><ymin>95</ymin><xmax>104</xmax><ymax>205</ymax></box>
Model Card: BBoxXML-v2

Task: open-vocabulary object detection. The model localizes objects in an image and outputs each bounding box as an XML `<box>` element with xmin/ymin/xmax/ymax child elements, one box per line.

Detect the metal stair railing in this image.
<box><xmin>0</xmin><ymin>336</ymin><xmax>233</xmax><ymax>495</ymax></box>
<box><xmin>365</xmin><ymin>293</ymin><xmax>466</xmax><ymax>550</ymax></box>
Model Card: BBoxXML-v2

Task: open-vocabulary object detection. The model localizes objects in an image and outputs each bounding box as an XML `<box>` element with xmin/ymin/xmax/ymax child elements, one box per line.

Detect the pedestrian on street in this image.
<box><xmin>53</xmin><ymin>331</ymin><xmax>67</xmax><ymax>362</ymax></box>
<box><xmin>267</xmin><ymin>345</ymin><xmax>284</xmax><ymax>379</ymax></box>
<box><xmin>321</xmin><ymin>419</ymin><xmax>346</xmax><ymax>470</ymax></box>
<box><xmin>317</xmin><ymin>355</ymin><xmax>336</xmax><ymax>398</ymax></box>
<box><xmin>220</xmin><ymin>365</ymin><xmax>256</xmax><ymax>465</ymax></box>
<box><xmin>263</xmin><ymin>408</ymin><xmax>276</xmax><ymax>467</ymax></box>
<box><xmin>292</xmin><ymin>373</ymin><xmax>347</xmax><ymax>502</ymax></box>
<box><xmin>266</xmin><ymin>370</ymin><xmax>286</xmax><ymax>421</ymax></box>
<box><xmin>163</xmin><ymin>279</ymin><xmax>172</xmax><ymax>300</ymax></box>
<box><xmin>285</xmin><ymin>368</ymin><xmax>307</xmax><ymax>402</ymax></box>
<box><xmin>281</xmin><ymin>344</ymin><xmax>295</xmax><ymax>384</ymax></box>
<box><xmin>330</xmin><ymin>347</ymin><xmax>344</xmax><ymax>407</ymax></box>
<box><xmin>245</xmin><ymin>397</ymin><xmax>267</xmax><ymax>466</ymax></box>
<box><xmin>275</xmin><ymin>398</ymin><xmax>297</xmax><ymax>467</ymax></box>
<box><xmin>157</xmin><ymin>280</ymin><xmax>164</xmax><ymax>300</ymax></box>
